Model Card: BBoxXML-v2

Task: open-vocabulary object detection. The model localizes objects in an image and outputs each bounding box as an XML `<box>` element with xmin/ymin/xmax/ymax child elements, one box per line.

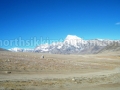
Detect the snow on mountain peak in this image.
<box><xmin>65</xmin><ymin>35</ymin><xmax>82</xmax><ymax>41</ymax></box>
<box><xmin>9</xmin><ymin>47</ymin><xmax>34</xmax><ymax>52</ymax></box>
<box><xmin>9</xmin><ymin>35</ymin><xmax>120</xmax><ymax>54</ymax></box>
<box><xmin>64</xmin><ymin>35</ymin><xmax>85</xmax><ymax>47</ymax></box>
<box><xmin>9</xmin><ymin>47</ymin><xmax>23</xmax><ymax>52</ymax></box>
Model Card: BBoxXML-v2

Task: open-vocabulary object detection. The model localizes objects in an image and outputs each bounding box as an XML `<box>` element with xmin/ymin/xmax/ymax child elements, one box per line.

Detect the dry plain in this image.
<box><xmin>0</xmin><ymin>51</ymin><xmax>120</xmax><ymax>90</ymax></box>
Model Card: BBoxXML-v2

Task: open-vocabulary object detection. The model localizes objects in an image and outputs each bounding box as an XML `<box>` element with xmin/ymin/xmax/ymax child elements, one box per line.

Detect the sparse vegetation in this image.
<box><xmin>0</xmin><ymin>51</ymin><xmax>120</xmax><ymax>90</ymax></box>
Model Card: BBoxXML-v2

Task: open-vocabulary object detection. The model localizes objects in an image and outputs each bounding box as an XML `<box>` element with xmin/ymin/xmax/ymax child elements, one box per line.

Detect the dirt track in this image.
<box><xmin>0</xmin><ymin>51</ymin><xmax>120</xmax><ymax>90</ymax></box>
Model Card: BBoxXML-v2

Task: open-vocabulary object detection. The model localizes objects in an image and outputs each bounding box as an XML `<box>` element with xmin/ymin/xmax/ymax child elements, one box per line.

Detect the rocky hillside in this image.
<box><xmin>98</xmin><ymin>42</ymin><xmax>120</xmax><ymax>53</ymax></box>
<box><xmin>0</xmin><ymin>48</ymin><xmax>9</xmax><ymax>51</ymax></box>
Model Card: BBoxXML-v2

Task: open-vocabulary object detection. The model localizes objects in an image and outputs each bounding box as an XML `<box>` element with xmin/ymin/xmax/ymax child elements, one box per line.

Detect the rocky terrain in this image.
<box><xmin>0</xmin><ymin>51</ymin><xmax>120</xmax><ymax>90</ymax></box>
<box><xmin>98</xmin><ymin>42</ymin><xmax>120</xmax><ymax>53</ymax></box>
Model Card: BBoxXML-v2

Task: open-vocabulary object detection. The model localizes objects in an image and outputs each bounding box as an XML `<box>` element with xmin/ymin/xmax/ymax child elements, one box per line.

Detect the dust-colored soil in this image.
<box><xmin>0</xmin><ymin>51</ymin><xmax>120</xmax><ymax>90</ymax></box>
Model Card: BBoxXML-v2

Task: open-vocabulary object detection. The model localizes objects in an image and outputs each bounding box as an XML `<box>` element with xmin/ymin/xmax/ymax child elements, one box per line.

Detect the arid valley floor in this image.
<box><xmin>0</xmin><ymin>51</ymin><xmax>120</xmax><ymax>90</ymax></box>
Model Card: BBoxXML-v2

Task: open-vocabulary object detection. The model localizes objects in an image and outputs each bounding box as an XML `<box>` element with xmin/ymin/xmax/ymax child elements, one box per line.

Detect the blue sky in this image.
<box><xmin>0</xmin><ymin>0</ymin><xmax>120</xmax><ymax>49</ymax></box>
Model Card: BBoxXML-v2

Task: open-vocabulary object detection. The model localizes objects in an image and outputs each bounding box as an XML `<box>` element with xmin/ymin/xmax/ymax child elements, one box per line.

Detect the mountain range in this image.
<box><xmin>0</xmin><ymin>48</ymin><xmax>9</xmax><ymax>51</ymax></box>
<box><xmin>9</xmin><ymin>35</ymin><xmax>120</xmax><ymax>54</ymax></box>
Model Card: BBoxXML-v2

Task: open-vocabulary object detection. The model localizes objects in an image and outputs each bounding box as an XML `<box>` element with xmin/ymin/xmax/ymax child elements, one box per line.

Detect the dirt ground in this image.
<box><xmin>0</xmin><ymin>51</ymin><xmax>120</xmax><ymax>90</ymax></box>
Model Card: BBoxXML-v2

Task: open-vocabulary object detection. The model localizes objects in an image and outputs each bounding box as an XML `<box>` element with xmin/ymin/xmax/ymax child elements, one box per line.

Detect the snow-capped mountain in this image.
<box><xmin>63</xmin><ymin>35</ymin><xmax>86</xmax><ymax>48</ymax></box>
<box><xmin>34</xmin><ymin>35</ymin><xmax>120</xmax><ymax>54</ymax></box>
<box><xmin>8</xmin><ymin>47</ymin><xmax>23</xmax><ymax>52</ymax></box>
<box><xmin>9</xmin><ymin>35</ymin><xmax>120</xmax><ymax>54</ymax></box>
<box><xmin>9</xmin><ymin>47</ymin><xmax>34</xmax><ymax>52</ymax></box>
